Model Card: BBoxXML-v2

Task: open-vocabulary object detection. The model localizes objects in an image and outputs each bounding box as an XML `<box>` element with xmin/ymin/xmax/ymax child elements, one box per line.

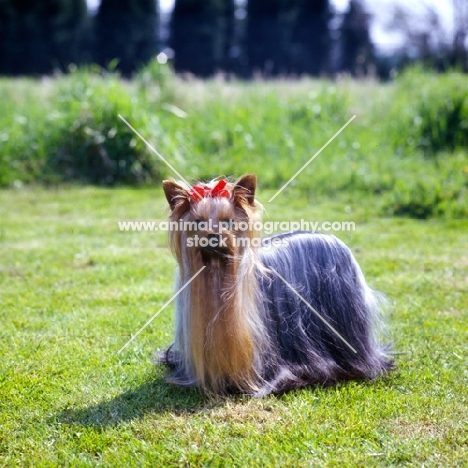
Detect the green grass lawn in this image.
<box><xmin>0</xmin><ymin>186</ymin><xmax>467</xmax><ymax>467</ymax></box>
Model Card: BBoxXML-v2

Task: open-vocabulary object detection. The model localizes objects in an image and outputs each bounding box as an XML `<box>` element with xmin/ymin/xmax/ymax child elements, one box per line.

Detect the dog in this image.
<box><xmin>160</xmin><ymin>174</ymin><xmax>392</xmax><ymax>396</ymax></box>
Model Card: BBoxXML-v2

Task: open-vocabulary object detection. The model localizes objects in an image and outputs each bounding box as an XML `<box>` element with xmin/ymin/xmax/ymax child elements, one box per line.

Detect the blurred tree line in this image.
<box><xmin>0</xmin><ymin>0</ymin><xmax>158</xmax><ymax>75</ymax></box>
<box><xmin>0</xmin><ymin>0</ymin><xmax>466</xmax><ymax>77</ymax></box>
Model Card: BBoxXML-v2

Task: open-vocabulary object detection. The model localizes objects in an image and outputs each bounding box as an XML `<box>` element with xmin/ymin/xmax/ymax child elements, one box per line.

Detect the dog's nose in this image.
<box><xmin>207</xmin><ymin>233</ymin><xmax>221</xmax><ymax>247</ymax></box>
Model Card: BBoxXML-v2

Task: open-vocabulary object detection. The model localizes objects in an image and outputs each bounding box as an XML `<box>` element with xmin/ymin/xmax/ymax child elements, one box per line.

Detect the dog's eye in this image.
<box><xmin>195</xmin><ymin>219</ymin><xmax>207</xmax><ymax>228</ymax></box>
<box><xmin>220</xmin><ymin>219</ymin><xmax>234</xmax><ymax>229</ymax></box>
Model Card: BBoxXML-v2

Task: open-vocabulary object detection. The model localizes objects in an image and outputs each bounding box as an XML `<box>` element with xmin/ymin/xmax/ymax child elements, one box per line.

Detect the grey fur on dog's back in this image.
<box><xmin>255</xmin><ymin>231</ymin><xmax>392</xmax><ymax>395</ymax></box>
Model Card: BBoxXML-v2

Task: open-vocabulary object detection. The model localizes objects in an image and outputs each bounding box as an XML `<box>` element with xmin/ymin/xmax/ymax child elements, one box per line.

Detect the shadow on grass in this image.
<box><xmin>59</xmin><ymin>376</ymin><xmax>214</xmax><ymax>428</ymax></box>
<box><xmin>58</xmin><ymin>370</ymin><xmax>400</xmax><ymax>429</ymax></box>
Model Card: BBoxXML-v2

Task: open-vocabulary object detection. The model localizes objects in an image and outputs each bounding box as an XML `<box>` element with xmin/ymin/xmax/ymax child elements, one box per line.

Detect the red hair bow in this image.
<box><xmin>189</xmin><ymin>179</ymin><xmax>230</xmax><ymax>202</ymax></box>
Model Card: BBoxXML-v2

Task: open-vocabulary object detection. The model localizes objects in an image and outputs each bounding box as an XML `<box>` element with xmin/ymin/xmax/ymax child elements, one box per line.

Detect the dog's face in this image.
<box><xmin>187</xmin><ymin>197</ymin><xmax>237</xmax><ymax>259</ymax></box>
<box><xmin>163</xmin><ymin>174</ymin><xmax>259</xmax><ymax>262</ymax></box>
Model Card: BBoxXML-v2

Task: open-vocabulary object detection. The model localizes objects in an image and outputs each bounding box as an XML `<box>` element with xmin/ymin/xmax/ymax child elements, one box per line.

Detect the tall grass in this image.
<box><xmin>0</xmin><ymin>63</ymin><xmax>467</xmax><ymax>217</ymax></box>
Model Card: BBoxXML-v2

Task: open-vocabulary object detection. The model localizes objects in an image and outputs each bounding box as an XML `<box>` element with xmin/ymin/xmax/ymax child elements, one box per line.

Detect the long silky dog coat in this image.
<box><xmin>161</xmin><ymin>174</ymin><xmax>392</xmax><ymax>396</ymax></box>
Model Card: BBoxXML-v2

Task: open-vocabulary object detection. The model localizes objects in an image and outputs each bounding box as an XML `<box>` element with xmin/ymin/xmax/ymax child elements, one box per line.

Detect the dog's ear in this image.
<box><xmin>163</xmin><ymin>180</ymin><xmax>189</xmax><ymax>212</ymax></box>
<box><xmin>233</xmin><ymin>174</ymin><xmax>257</xmax><ymax>206</ymax></box>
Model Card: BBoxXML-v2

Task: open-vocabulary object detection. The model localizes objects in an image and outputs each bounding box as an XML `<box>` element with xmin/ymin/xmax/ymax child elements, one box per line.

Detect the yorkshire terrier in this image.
<box><xmin>160</xmin><ymin>174</ymin><xmax>392</xmax><ymax>396</ymax></box>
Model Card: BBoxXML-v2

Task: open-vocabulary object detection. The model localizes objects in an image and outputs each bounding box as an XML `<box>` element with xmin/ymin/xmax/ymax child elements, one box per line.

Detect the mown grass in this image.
<box><xmin>0</xmin><ymin>186</ymin><xmax>467</xmax><ymax>466</ymax></box>
<box><xmin>1</xmin><ymin>66</ymin><xmax>467</xmax><ymax>465</ymax></box>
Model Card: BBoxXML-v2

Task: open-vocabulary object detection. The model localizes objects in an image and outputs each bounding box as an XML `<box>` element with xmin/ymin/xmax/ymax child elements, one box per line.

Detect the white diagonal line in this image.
<box><xmin>268</xmin><ymin>115</ymin><xmax>356</xmax><ymax>203</ymax></box>
<box><xmin>118</xmin><ymin>266</ymin><xmax>206</xmax><ymax>354</ymax></box>
<box><xmin>118</xmin><ymin>114</ymin><xmax>191</xmax><ymax>187</ymax></box>
<box><xmin>272</xmin><ymin>270</ymin><xmax>358</xmax><ymax>354</ymax></box>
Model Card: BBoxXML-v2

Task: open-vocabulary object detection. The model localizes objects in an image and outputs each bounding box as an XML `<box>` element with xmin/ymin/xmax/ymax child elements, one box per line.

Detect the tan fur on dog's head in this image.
<box><xmin>163</xmin><ymin>174</ymin><xmax>261</xmax><ymax>267</ymax></box>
